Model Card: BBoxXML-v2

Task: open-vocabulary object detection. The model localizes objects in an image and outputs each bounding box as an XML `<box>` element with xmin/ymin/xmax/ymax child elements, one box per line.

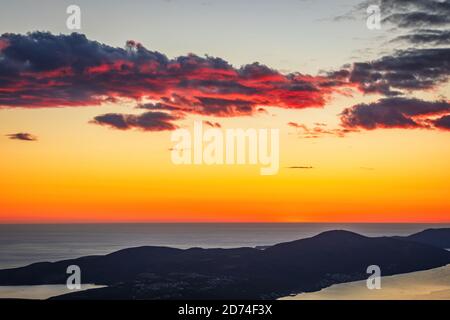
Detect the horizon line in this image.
<box><xmin>1</xmin><ymin>221</ymin><xmax>450</xmax><ymax>225</ymax></box>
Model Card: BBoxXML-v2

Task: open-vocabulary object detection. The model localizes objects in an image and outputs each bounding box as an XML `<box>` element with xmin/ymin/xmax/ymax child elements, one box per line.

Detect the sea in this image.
<box><xmin>1</xmin><ymin>223</ymin><xmax>449</xmax><ymax>270</ymax></box>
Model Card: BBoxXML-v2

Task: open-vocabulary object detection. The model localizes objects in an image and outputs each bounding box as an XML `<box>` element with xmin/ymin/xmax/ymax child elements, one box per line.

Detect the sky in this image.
<box><xmin>0</xmin><ymin>0</ymin><xmax>449</xmax><ymax>223</ymax></box>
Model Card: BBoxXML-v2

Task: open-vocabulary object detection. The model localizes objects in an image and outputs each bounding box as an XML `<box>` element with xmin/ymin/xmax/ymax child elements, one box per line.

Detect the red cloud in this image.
<box><xmin>0</xmin><ymin>32</ymin><xmax>340</xmax><ymax>119</ymax></box>
<box><xmin>2</xmin><ymin>32</ymin><xmax>449</xmax><ymax>134</ymax></box>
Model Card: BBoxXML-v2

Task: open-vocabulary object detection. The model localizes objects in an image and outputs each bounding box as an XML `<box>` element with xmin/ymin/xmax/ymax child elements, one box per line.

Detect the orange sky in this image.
<box><xmin>0</xmin><ymin>1</ymin><xmax>449</xmax><ymax>223</ymax></box>
<box><xmin>1</xmin><ymin>92</ymin><xmax>449</xmax><ymax>223</ymax></box>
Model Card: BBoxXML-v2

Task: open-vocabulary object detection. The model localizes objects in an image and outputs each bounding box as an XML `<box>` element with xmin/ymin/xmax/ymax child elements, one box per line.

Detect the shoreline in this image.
<box><xmin>279</xmin><ymin>264</ymin><xmax>450</xmax><ymax>300</ymax></box>
<box><xmin>0</xmin><ymin>284</ymin><xmax>106</xmax><ymax>300</ymax></box>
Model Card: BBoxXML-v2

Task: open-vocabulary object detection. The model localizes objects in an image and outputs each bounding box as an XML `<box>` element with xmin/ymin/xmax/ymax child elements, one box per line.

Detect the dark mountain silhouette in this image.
<box><xmin>0</xmin><ymin>229</ymin><xmax>449</xmax><ymax>299</ymax></box>
<box><xmin>393</xmin><ymin>228</ymin><xmax>450</xmax><ymax>248</ymax></box>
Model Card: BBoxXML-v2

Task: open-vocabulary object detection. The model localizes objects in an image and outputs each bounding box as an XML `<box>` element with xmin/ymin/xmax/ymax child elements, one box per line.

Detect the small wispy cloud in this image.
<box><xmin>286</xmin><ymin>166</ymin><xmax>314</xmax><ymax>169</ymax></box>
<box><xmin>6</xmin><ymin>132</ymin><xmax>38</xmax><ymax>141</ymax></box>
<box><xmin>288</xmin><ymin>122</ymin><xmax>355</xmax><ymax>138</ymax></box>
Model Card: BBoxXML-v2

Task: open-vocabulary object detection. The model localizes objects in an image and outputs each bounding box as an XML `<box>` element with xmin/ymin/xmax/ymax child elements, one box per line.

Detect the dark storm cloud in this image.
<box><xmin>0</xmin><ymin>32</ymin><xmax>335</xmax><ymax>116</ymax></box>
<box><xmin>384</xmin><ymin>12</ymin><xmax>450</xmax><ymax>28</ymax></box>
<box><xmin>381</xmin><ymin>0</ymin><xmax>450</xmax><ymax>29</ymax></box>
<box><xmin>330</xmin><ymin>1</ymin><xmax>450</xmax><ymax>97</ymax></box>
<box><xmin>337</xmin><ymin>0</ymin><xmax>450</xmax><ymax>45</ymax></box>
<box><xmin>1</xmin><ymin>31</ymin><xmax>449</xmax><ymax>135</ymax></box>
<box><xmin>91</xmin><ymin>111</ymin><xmax>181</xmax><ymax>131</ymax></box>
<box><xmin>432</xmin><ymin>115</ymin><xmax>450</xmax><ymax>130</ymax></box>
<box><xmin>392</xmin><ymin>29</ymin><xmax>450</xmax><ymax>45</ymax></box>
<box><xmin>340</xmin><ymin>97</ymin><xmax>450</xmax><ymax>130</ymax></box>
<box><xmin>329</xmin><ymin>48</ymin><xmax>450</xmax><ymax>96</ymax></box>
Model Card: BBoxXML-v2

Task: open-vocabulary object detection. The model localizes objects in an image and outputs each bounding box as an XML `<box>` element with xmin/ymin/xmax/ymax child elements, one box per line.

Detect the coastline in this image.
<box><xmin>279</xmin><ymin>264</ymin><xmax>450</xmax><ymax>300</ymax></box>
<box><xmin>0</xmin><ymin>284</ymin><xmax>106</xmax><ymax>300</ymax></box>
<box><xmin>0</xmin><ymin>228</ymin><xmax>448</xmax><ymax>300</ymax></box>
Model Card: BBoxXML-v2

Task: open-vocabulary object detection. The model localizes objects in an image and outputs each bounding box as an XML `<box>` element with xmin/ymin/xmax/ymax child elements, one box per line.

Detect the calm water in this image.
<box><xmin>0</xmin><ymin>284</ymin><xmax>105</xmax><ymax>300</ymax></box>
<box><xmin>1</xmin><ymin>223</ymin><xmax>449</xmax><ymax>269</ymax></box>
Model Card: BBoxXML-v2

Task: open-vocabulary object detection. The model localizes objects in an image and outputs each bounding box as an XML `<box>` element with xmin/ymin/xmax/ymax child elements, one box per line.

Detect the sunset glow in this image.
<box><xmin>0</xmin><ymin>0</ymin><xmax>449</xmax><ymax>223</ymax></box>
